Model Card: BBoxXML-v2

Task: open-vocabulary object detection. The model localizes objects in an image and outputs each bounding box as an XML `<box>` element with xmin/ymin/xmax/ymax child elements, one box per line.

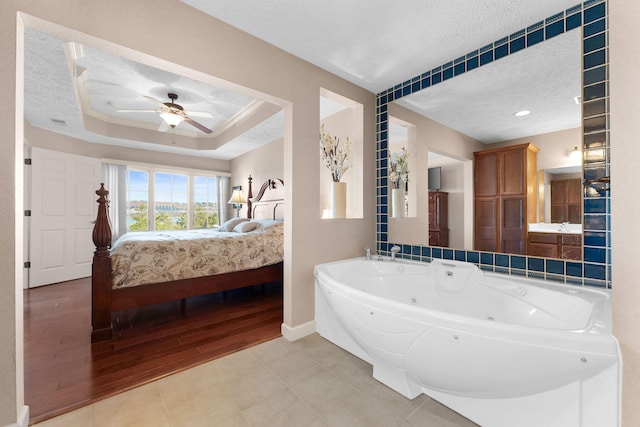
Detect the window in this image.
<box><xmin>124</xmin><ymin>167</ymin><xmax>221</xmax><ymax>232</ymax></box>
<box><xmin>193</xmin><ymin>176</ymin><xmax>219</xmax><ymax>229</ymax></box>
<box><xmin>154</xmin><ymin>172</ymin><xmax>188</xmax><ymax>230</ymax></box>
<box><xmin>127</xmin><ymin>170</ymin><xmax>149</xmax><ymax>231</ymax></box>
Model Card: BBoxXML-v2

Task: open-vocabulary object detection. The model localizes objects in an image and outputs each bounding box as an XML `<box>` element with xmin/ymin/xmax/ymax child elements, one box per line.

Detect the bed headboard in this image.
<box><xmin>247</xmin><ymin>176</ymin><xmax>284</xmax><ymax>220</ymax></box>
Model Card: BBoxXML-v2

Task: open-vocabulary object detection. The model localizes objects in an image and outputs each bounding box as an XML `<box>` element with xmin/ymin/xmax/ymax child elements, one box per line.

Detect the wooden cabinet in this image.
<box><xmin>527</xmin><ymin>232</ymin><xmax>582</xmax><ymax>260</ymax></box>
<box><xmin>428</xmin><ymin>191</ymin><xmax>449</xmax><ymax>247</ymax></box>
<box><xmin>528</xmin><ymin>232</ymin><xmax>558</xmax><ymax>258</ymax></box>
<box><xmin>561</xmin><ymin>234</ymin><xmax>582</xmax><ymax>260</ymax></box>
<box><xmin>551</xmin><ymin>179</ymin><xmax>582</xmax><ymax>224</ymax></box>
<box><xmin>474</xmin><ymin>143</ymin><xmax>538</xmax><ymax>254</ymax></box>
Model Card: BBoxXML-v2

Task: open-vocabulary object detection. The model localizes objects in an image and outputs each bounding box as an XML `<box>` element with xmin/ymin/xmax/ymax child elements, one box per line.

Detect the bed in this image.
<box><xmin>90</xmin><ymin>176</ymin><xmax>284</xmax><ymax>342</ymax></box>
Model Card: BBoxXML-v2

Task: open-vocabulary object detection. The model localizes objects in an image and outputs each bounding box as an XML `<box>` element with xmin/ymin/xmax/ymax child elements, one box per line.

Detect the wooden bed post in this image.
<box><xmin>91</xmin><ymin>184</ymin><xmax>113</xmax><ymax>342</ymax></box>
<box><xmin>247</xmin><ymin>175</ymin><xmax>253</xmax><ymax>219</ymax></box>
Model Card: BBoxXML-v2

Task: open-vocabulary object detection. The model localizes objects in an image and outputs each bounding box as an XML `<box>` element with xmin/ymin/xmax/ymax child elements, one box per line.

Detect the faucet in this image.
<box><xmin>390</xmin><ymin>245</ymin><xmax>401</xmax><ymax>262</ymax></box>
<box><xmin>560</xmin><ymin>222</ymin><xmax>569</xmax><ymax>232</ymax></box>
<box><xmin>364</xmin><ymin>247</ymin><xmax>372</xmax><ymax>260</ymax></box>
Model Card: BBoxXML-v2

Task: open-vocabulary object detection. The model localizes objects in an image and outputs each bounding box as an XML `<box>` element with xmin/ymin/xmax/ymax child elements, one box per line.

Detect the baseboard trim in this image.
<box><xmin>281</xmin><ymin>320</ymin><xmax>316</xmax><ymax>341</ymax></box>
<box><xmin>2</xmin><ymin>405</ymin><xmax>29</xmax><ymax>427</ymax></box>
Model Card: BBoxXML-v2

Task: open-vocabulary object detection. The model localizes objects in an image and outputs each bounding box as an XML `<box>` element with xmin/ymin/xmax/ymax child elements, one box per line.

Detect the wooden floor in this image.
<box><xmin>23</xmin><ymin>277</ymin><xmax>283</xmax><ymax>425</ymax></box>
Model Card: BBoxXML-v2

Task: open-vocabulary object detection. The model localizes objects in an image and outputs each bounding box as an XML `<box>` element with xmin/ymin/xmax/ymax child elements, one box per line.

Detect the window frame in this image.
<box><xmin>118</xmin><ymin>161</ymin><xmax>229</xmax><ymax>232</ymax></box>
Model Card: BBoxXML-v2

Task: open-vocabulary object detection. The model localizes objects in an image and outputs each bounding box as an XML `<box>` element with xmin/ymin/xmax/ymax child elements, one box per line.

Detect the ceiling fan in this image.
<box><xmin>117</xmin><ymin>93</ymin><xmax>213</xmax><ymax>134</ymax></box>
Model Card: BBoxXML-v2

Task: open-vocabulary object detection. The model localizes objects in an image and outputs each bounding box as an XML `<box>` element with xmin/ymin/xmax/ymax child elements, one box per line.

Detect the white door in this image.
<box><xmin>28</xmin><ymin>147</ymin><xmax>101</xmax><ymax>287</ymax></box>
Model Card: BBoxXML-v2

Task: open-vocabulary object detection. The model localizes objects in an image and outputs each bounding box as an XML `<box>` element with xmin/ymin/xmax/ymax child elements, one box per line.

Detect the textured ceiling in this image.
<box><xmin>396</xmin><ymin>30</ymin><xmax>581</xmax><ymax>143</ymax></box>
<box><xmin>23</xmin><ymin>0</ymin><xmax>583</xmax><ymax>159</ymax></box>
<box><xmin>23</xmin><ymin>28</ymin><xmax>284</xmax><ymax>160</ymax></box>
<box><xmin>182</xmin><ymin>0</ymin><xmax>581</xmax><ymax>93</ymax></box>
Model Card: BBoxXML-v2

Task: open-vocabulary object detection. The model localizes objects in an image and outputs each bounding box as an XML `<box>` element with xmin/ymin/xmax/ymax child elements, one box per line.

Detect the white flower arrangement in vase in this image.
<box><xmin>389</xmin><ymin>147</ymin><xmax>409</xmax><ymax>218</ymax></box>
<box><xmin>320</xmin><ymin>123</ymin><xmax>351</xmax><ymax>182</ymax></box>
<box><xmin>389</xmin><ymin>147</ymin><xmax>410</xmax><ymax>189</ymax></box>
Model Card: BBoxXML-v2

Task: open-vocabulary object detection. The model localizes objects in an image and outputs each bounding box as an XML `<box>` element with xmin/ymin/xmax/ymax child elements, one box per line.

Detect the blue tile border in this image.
<box><xmin>375</xmin><ymin>0</ymin><xmax>610</xmax><ymax>289</ymax></box>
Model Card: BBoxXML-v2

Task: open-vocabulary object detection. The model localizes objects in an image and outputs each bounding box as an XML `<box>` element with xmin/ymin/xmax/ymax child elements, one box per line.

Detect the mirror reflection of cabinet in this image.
<box><xmin>528</xmin><ymin>232</ymin><xmax>582</xmax><ymax>260</ymax></box>
<box><xmin>428</xmin><ymin>191</ymin><xmax>448</xmax><ymax>247</ymax></box>
<box><xmin>551</xmin><ymin>179</ymin><xmax>582</xmax><ymax>223</ymax></box>
<box><xmin>474</xmin><ymin>143</ymin><xmax>538</xmax><ymax>254</ymax></box>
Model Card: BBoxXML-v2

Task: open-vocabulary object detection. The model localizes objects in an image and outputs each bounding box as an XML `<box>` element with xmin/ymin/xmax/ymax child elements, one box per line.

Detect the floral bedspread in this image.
<box><xmin>110</xmin><ymin>220</ymin><xmax>284</xmax><ymax>289</ymax></box>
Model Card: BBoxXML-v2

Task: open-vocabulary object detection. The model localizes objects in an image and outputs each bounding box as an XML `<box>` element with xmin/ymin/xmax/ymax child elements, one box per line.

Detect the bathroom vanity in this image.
<box><xmin>527</xmin><ymin>223</ymin><xmax>583</xmax><ymax>260</ymax></box>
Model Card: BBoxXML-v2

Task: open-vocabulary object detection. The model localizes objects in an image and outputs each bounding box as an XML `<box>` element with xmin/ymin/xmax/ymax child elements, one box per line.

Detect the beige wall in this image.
<box><xmin>230</xmin><ymin>137</ymin><xmax>284</xmax><ymax>219</ymax></box>
<box><xmin>25</xmin><ymin>123</ymin><xmax>232</xmax><ymax>173</ymax></box>
<box><xmin>1</xmin><ymin>1</ymin><xmax>376</xmax><ymax>424</ymax></box>
<box><xmin>610</xmin><ymin>0</ymin><xmax>640</xmax><ymax>424</ymax></box>
<box><xmin>491</xmin><ymin>127</ymin><xmax>582</xmax><ymax>171</ymax></box>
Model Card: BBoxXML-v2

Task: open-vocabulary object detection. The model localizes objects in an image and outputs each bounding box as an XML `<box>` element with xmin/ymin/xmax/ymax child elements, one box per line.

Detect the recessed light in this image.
<box><xmin>514</xmin><ymin>110</ymin><xmax>531</xmax><ymax>117</ymax></box>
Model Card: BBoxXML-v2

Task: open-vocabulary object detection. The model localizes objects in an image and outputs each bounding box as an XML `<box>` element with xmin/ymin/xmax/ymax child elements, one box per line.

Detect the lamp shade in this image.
<box><xmin>160</xmin><ymin>112</ymin><xmax>185</xmax><ymax>127</ymax></box>
<box><xmin>227</xmin><ymin>189</ymin><xmax>247</xmax><ymax>204</ymax></box>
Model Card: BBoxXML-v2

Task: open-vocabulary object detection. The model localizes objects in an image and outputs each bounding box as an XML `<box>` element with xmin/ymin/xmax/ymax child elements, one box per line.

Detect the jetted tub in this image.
<box><xmin>314</xmin><ymin>258</ymin><xmax>621</xmax><ymax>427</ymax></box>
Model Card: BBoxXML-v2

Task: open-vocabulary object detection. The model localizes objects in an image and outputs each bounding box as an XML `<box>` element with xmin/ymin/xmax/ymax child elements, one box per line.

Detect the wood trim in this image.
<box><xmin>110</xmin><ymin>263</ymin><xmax>283</xmax><ymax>311</ymax></box>
<box><xmin>247</xmin><ymin>175</ymin><xmax>253</xmax><ymax>219</ymax></box>
<box><xmin>250</xmin><ymin>178</ymin><xmax>285</xmax><ymax>220</ymax></box>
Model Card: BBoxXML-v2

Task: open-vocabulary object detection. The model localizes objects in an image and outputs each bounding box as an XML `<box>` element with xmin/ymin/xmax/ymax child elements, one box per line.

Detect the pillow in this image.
<box><xmin>248</xmin><ymin>219</ymin><xmax>282</xmax><ymax>229</ymax></box>
<box><xmin>233</xmin><ymin>221</ymin><xmax>261</xmax><ymax>233</ymax></box>
<box><xmin>218</xmin><ymin>217</ymin><xmax>249</xmax><ymax>232</ymax></box>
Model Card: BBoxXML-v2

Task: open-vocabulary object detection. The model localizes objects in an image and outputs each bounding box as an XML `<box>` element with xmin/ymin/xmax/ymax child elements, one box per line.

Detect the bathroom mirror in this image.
<box><xmin>387</xmin><ymin>28</ymin><xmax>583</xmax><ymax>256</ymax></box>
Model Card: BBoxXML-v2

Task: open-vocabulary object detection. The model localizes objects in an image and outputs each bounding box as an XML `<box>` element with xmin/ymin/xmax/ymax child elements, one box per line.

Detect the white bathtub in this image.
<box><xmin>314</xmin><ymin>258</ymin><xmax>621</xmax><ymax>427</ymax></box>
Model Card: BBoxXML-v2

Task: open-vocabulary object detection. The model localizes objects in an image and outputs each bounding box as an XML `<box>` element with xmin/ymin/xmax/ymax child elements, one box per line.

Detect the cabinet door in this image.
<box><xmin>551</xmin><ymin>179</ymin><xmax>583</xmax><ymax>223</ymax></box>
<box><xmin>528</xmin><ymin>232</ymin><xmax>559</xmax><ymax>258</ymax></box>
<box><xmin>429</xmin><ymin>231</ymin><xmax>441</xmax><ymax>246</ymax></box>
<box><xmin>567</xmin><ymin>179</ymin><xmax>582</xmax><ymax>223</ymax></box>
<box><xmin>428</xmin><ymin>193</ymin><xmax>437</xmax><ymax>228</ymax></box>
<box><xmin>562</xmin><ymin>246</ymin><xmax>582</xmax><ymax>260</ymax></box>
<box><xmin>501</xmin><ymin>197</ymin><xmax>525</xmax><ymax>254</ymax></box>
<box><xmin>501</xmin><ymin>148</ymin><xmax>526</xmax><ymax>196</ymax></box>
<box><xmin>551</xmin><ymin>180</ymin><xmax>567</xmax><ymax>204</ymax></box>
<box><xmin>567</xmin><ymin>179</ymin><xmax>583</xmax><ymax>204</ymax></box>
<box><xmin>551</xmin><ymin>180</ymin><xmax>568</xmax><ymax>223</ymax></box>
<box><xmin>474</xmin><ymin>198</ymin><xmax>498</xmax><ymax>251</ymax></box>
<box><xmin>529</xmin><ymin>243</ymin><xmax>558</xmax><ymax>258</ymax></box>
<box><xmin>474</xmin><ymin>152</ymin><xmax>497</xmax><ymax>198</ymax></box>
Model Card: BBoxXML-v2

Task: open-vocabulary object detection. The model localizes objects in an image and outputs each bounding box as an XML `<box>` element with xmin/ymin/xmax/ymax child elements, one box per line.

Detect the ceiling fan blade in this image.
<box><xmin>184</xmin><ymin>110</ymin><xmax>214</xmax><ymax>118</ymax></box>
<box><xmin>143</xmin><ymin>95</ymin><xmax>167</xmax><ymax>107</ymax></box>
<box><xmin>184</xmin><ymin>116</ymin><xmax>213</xmax><ymax>134</ymax></box>
<box><xmin>116</xmin><ymin>109</ymin><xmax>159</xmax><ymax>113</ymax></box>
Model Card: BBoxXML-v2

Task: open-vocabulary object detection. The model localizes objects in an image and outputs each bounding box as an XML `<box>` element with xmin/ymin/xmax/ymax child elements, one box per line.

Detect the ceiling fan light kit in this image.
<box><xmin>119</xmin><ymin>92</ymin><xmax>213</xmax><ymax>134</ymax></box>
<box><xmin>160</xmin><ymin>111</ymin><xmax>184</xmax><ymax>127</ymax></box>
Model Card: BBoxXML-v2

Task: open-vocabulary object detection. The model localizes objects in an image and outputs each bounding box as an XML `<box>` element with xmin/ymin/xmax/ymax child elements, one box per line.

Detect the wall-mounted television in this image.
<box><xmin>428</xmin><ymin>167</ymin><xmax>441</xmax><ymax>191</ymax></box>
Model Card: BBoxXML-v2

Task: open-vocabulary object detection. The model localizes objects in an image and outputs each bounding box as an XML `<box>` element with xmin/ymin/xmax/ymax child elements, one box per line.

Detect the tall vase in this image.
<box><xmin>391</xmin><ymin>188</ymin><xmax>405</xmax><ymax>218</ymax></box>
<box><xmin>331</xmin><ymin>181</ymin><xmax>347</xmax><ymax>218</ymax></box>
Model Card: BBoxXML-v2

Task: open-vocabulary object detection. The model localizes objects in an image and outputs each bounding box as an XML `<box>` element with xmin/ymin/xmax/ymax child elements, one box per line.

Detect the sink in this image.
<box><xmin>528</xmin><ymin>223</ymin><xmax>582</xmax><ymax>234</ymax></box>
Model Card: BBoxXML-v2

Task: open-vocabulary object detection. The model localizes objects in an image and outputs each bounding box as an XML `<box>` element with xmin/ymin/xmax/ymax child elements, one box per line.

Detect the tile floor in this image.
<box><xmin>33</xmin><ymin>333</ymin><xmax>478</xmax><ymax>427</ymax></box>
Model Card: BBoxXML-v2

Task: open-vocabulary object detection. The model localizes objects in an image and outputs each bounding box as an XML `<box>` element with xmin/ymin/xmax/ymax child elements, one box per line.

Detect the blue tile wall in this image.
<box><xmin>375</xmin><ymin>0</ymin><xmax>610</xmax><ymax>288</ymax></box>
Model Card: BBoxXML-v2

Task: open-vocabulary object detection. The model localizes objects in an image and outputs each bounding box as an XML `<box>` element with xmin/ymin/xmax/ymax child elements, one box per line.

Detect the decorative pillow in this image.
<box><xmin>233</xmin><ymin>221</ymin><xmax>261</xmax><ymax>233</ymax></box>
<box><xmin>218</xmin><ymin>217</ymin><xmax>249</xmax><ymax>232</ymax></box>
<box><xmin>249</xmin><ymin>219</ymin><xmax>282</xmax><ymax>229</ymax></box>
